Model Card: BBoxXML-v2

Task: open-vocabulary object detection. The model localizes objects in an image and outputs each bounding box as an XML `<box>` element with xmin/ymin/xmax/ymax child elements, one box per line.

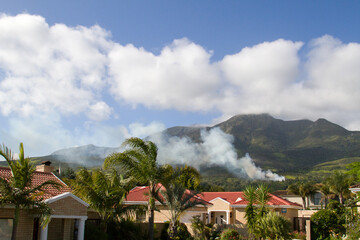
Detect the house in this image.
<box><xmin>349</xmin><ymin>183</ymin><xmax>360</xmax><ymax>212</ymax></box>
<box><xmin>124</xmin><ymin>186</ymin><xmax>302</xmax><ymax>233</ymax></box>
<box><xmin>0</xmin><ymin>162</ymin><xmax>89</xmax><ymax>240</ymax></box>
<box><xmin>349</xmin><ymin>183</ymin><xmax>360</xmax><ymax>194</ymax></box>
<box><xmin>272</xmin><ymin>190</ymin><xmax>323</xmax><ymax>209</ymax></box>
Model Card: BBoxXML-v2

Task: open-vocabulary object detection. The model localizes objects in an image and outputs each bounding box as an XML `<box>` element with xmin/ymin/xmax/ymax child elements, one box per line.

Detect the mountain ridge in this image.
<box><xmin>3</xmin><ymin>114</ymin><xmax>358</xmax><ymax>174</ymax></box>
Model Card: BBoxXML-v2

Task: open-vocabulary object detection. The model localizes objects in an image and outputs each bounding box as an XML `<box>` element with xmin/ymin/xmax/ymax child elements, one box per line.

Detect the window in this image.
<box><xmin>312</xmin><ymin>192</ymin><xmax>322</xmax><ymax>205</ymax></box>
<box><xmin>0</xmin><ymin>219</ymin><xmax>13</xmax><ymax>240</ymax></box>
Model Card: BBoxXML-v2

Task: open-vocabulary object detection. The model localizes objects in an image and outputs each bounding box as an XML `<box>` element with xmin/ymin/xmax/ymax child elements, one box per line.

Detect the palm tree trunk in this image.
<box><xmin>339</xmin><ymin>193</ymin><xmax>344</xmax><ymax>205</ymax></box>
<box><xmin>148</xmin><ymin>203</ymin><xmax>154</xmax><ymax>240</ymax></box>
<box><xmin>168</xmin><ymin>221</ymin><xmax>177</xmax><ymax>240</ymax></box>
<box><xmin>324</xmin><ymin>197</ymin><xmax>328</xmax><ymax>209</ymax></box>
<box><xmin>11</xmin><ymin>205</ymin><xmax>19</xmax><ymax>240</ymax></box>
<box><xmin>302</xmin><ymin>197</ymin><xmax>306</xmax><ymax>209</ymax></box>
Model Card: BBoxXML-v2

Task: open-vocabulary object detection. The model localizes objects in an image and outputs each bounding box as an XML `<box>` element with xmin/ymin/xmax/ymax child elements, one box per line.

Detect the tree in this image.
<box><xmin>318</xmin><ymin>183</ymin><xmax>332</xmax><ymax>209</ymax></box>
<box><xmin>256</xmin><ymin>211</ymin><xmax>291</xmax><ymax>240</ymax></box>
<box><xmin>287</xmin><ymin>182</ymin><xmax>317</xmax><ymax>209</ymax></box>
<box><xmin>0</xmin><ymin>143</ymin><xmax>59</xmax><ymax>240</ymax></box>
<box><xmin>311</xmin><ymin>209</ymin><xmax>345</xmax><ymax>239</ymax></box>
<box><xmin>256</xmin><ymin>184</ymin><xmax>271</xmax><ymax>218</ymax></box>
<box><xmin>346</xmin><ymin>161</ymin><xmax>360</xmax><ymax>180</ymax></box>
<box><xmin>177</xmin><ymin>165</ymin><xmax>201</xmax><ymax>190</ymax></box>
<box><xmin>243</xmin><ymin>185</ymin><xmax>258</xmax><ymax>236</ymax></box>
<box><xmin>157</xmin><ymin>168</ymin><xmax>205</xmax><ymax>239</ymax></box>
<box><xmin>69</xmin><ymin>168</ymin><xmax>138</xmax><ymax>233</ymax></box>
<box><xmin>104</xmin><ymin>137</ymin><xmax>161</xmax><ymax>240</ymax></box>
<box><xmin>191</xmin><ymin>215</ymin><xmax>209</xmax><ymax>240</ymax></box>
<box><xmin>326</xmin><ymin>171</ymin><xmax>354</xmax><ymax>205</ymax></box>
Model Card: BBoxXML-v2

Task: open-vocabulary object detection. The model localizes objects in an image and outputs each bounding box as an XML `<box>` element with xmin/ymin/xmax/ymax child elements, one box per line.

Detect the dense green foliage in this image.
<box><xmin>311</xmin><ymin>209</ymin><xmax>344</xmax><ymax>239</ymax></box>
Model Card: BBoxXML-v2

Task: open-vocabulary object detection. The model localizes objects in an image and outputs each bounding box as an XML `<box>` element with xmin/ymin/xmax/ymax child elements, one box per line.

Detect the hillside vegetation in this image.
<box><xmin>166</xmin><ymin>114</ymin><xmax>360</xmax><ymax>173</ymax></box>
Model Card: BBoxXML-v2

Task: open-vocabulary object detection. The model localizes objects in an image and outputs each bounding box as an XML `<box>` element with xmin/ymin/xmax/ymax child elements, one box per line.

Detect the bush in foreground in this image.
<box><xmin>220</xmin><ymin>228</ymin><xmax>242</xmax><ymax>240</ymax></box>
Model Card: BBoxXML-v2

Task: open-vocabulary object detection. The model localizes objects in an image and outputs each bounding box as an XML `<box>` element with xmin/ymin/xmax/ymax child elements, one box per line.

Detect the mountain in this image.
<box><xmin>165</xmin><ymin>114</ymin><xmax>360</xmax><ymax>172</ymax></box>
<box><xmin>7</xmin><ymin>114</ymin><xmax>358</xmax><ymax>175</ymax></box>
<box><xmin>18</xmin><ymin>144</ymin><xmax>120</xmax><ymax>168</ymax></box>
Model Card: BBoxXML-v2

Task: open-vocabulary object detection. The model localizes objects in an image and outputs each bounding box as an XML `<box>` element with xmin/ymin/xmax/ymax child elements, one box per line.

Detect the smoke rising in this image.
<box><xmin>149</xmin><ymin>127</ymin><xmax>285</xmax><ymax>181</ymax></box>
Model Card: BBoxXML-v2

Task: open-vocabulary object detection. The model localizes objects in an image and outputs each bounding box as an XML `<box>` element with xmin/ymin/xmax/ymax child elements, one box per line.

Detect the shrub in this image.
<box><xmin>256</xmin><ymin>211</ymin><xmax>291</xmax><ymax>240</ymax></box>
<box><xmin>291</xmin><ymin>231</ymin><xmax>306</xmax><ymax>240</ymax></box>
<box><xmin>220</xmin><ymin>228</ymin><xmax>241</xmax><ymax>240</ymax></box>
<box><xmin>311</xmin><ymin>209</ymin><xmax>344</xmax><ymax>240</ymax></box>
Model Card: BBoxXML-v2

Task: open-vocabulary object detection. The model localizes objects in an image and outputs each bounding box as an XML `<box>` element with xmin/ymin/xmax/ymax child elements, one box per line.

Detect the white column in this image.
<box><xmin>207</xmin><ymin>211</ymin><xmax>210</xmax><ymax>224</ymax></box>
<box><xmin>226</xmin><ymin>211</ymin><xmax>230</xmax><ymax>224</ymax></box>
<box><xmin>40</xmin><ymin>223</ymin><xmax>49</xmax><ymax>240</ymax></box>
<box><xmin>77</xmin><ymin>218</ymin><xmax>86</xmax><ymax>240</ymax></box>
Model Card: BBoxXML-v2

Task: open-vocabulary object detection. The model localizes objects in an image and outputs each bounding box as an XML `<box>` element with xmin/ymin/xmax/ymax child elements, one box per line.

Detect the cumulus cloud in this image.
<box><xmin>0</xmin><ymin>13</ymin><xmax>111</xmax><ymax>120</ymax></box>
<box><xmin>108</xmin><ymin>38</ymin><xmax>220</xmax><ymax>111</ymax></box>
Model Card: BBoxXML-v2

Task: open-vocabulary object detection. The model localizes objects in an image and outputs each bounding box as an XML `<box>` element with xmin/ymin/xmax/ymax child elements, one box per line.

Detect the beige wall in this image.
<box><xmin>49</xmin><ymin>196</ymin><xmax>87</xmax><ymax>216</ymax></box>
<box><xmin>0</xmin><ymin>209</ymin><xmax>35</xmax><ymax>240</ymax></box>
<box><xmin>0</xmin><ymin>196</ymin><xmax>87</xmax><ymax>240</ymax></box>
<box><xmin>234</xmin><ymin>208</ymin><xmax>247</xmax><ymax>225</ymax></box>
<box><xmin>208</xmin><ymin>198</ymin><xmax>231</xmax><ymax>211</ymax></box>
<box><xmin>151</xmin><ymin>206</ymin><xmax>207</xmax><ymax>224</ymax></box>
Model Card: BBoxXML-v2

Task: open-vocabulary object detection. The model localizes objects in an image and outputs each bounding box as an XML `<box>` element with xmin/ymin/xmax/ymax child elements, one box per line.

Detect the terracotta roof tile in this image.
<box><xmin>0</xmin><ymin>166</ymin><xmax>71</xmax><ymax>200</ymax></box>
<box><xmin>126</xmin><ymin>185</ymin><xmax>211</xmax><ymax>205</ymax></box>
<box><xmin>200</xmin><ymin>191</ymin><xmax>301</xmax><ymax>207</ymax></box>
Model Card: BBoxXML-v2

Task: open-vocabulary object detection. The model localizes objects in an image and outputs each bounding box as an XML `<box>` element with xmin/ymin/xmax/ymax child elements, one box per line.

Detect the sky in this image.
<box><xmin>0</xmin><ymin>0</ymin><xmax>360</xmax><ymax>157</ymax></box>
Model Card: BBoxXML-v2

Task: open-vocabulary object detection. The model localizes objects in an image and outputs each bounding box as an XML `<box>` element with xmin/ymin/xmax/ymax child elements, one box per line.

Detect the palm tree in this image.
<box><xmin>326</xmin><ymin>171</ymin><xmax>354</xmax><ymax>205</ymax></box>
<box><xmin>256</xmin><ymin>184</ymin><xmax>271</xmax><ymax>218</ymax></box>
<box><xmin>0</xmin><ymin>143</ymin><xmax>59</xmax><ymax>240</ymax></box>
<box><xmin>69</xmin><ymin>168</ymin><xmax>138</xmax><ymax>233</ymax></box>
<box><xmin>157</xmin><ymin>169</ymin><xmax>205</xmax><ymax>239</ymax></box>
<box><xmin>318</xmin><ymin>183</ymin><xmax>332</xmax><ymax>208</ymax></box>
<box><xmin>104</xmin><ymin>137</ymin><xmax>161</xmax><ymax>240</ymax></box>
<box><xmin>256</xmin><ymin>211</ymin><xmax>291</xmax><ymax>240</ymax></box>
<box><xmin>243</xmin><ymin>185</ymin><xmax>258</xmax><ymax>236</ymax></box>
<box><xmin>288</xmin><ymin>182</ymin><xmax>317</xmax><ymax>209</ymax></box>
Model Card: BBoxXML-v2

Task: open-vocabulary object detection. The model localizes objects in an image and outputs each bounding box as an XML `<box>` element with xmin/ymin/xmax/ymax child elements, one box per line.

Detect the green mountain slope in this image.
<box><xmin>165</xmin><ymin>114</ymin><xmax>360</xmax><ymax>172</ymax></box>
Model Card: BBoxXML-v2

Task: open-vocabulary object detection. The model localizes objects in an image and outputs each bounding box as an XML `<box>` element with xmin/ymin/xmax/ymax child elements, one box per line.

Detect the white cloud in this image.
<box><xmin>108</xmin><ymin>38</ymin><xmax>220</xmax><ymax>111</ymax></box>
<box><xmin>216</xmin><ymin>36</ymin><xmax>360</xmax><ymax>129</ymax></box>
<box><xmin>87</xmin><ymin>102</ymin><xmax>113</xmax><ymax>121</ymax></box>
<box><xmin>0</xmin><ymin>13</ymin><xmax>111</xmax><ymax>119</ymax></box>
<box><xmin>128</xmin><ymin>122</ymin><xmax>166</xmax><ymax>138</ymax></box>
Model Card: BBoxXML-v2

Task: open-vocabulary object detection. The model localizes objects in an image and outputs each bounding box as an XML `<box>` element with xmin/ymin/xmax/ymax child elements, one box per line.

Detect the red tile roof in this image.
<box><xmin>201</xmin><ymin>192</ymin><xmax>301</xmax><ymax>207</ymax></box>
<box><xmin>0</xmin><ymin>166</ymin><xmax>71</xmax><ymax>200</ymax></box>
<box><xmin>350</xmin><ymin>183</ymin><xmax>360</xmax><ymax>188</ymax></box>
<box><xmin>125</xmin><ymin>185</ymin><xmax>211</xmax><ymax>205</ymax></box>
<box><xmin>125</xmin><ymin>186</ymin><xmax>301</xmax><ymax>208</ymax></box>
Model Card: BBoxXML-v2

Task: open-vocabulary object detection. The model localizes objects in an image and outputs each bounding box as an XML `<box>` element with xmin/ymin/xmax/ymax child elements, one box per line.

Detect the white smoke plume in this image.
<box><xmin>149</xmin><ymin>128</ymin><xmax>285</xmax><ymax>181</ymax></box>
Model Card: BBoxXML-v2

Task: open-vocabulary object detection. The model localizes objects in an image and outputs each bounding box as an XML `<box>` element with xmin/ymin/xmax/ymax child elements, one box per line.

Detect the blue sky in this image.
<box><xmin>1</xmin><ymin>1</ymin><xmax>360</xmax><ymax>156</ymax></box>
